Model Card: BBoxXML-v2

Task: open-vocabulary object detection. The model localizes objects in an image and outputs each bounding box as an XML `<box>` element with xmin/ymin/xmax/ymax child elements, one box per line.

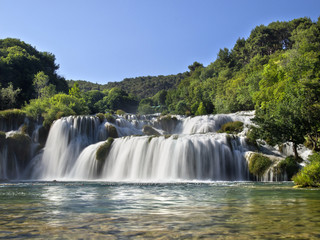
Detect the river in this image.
<box><xmin>0</xmin><ymin>181</ymin><xmax>319</xmax><ymax>239</ymax></box>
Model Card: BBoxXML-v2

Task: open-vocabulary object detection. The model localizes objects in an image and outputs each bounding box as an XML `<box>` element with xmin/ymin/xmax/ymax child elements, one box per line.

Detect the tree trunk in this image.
<box><xmin>293</xmin><ymin>143</ymin><xmax>299</xmax><ymax>160</ymax></box>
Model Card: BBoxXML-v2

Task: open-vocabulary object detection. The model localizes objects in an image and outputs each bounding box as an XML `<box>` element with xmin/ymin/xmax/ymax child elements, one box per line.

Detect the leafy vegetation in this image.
<box><xmin>218</xmin><ymin>121</ymin><xmax>244</xmax><ymax>134</ymax></box>
<box><xmin>248</xmin><ymin>153</ymin><xmax>273</xmax><ymax>177</ymax></box>
<box><xmin>1</xmin><ymin>17</ymin><xmax>319</xmax><ymax>184</ymax></box>
<box><xmin>0</xmin><ymin>38</ymin><xmax>68</xmax><ymax>108</ymax></box>
<box><xmin>277</xmin><ymin>156</ymin><xmax>301</xmax><ymax>180</ymax></box>
<box><xmin>293</xmin><ymin>152</ymin><xmax>320</xmax><ymax>187</ymax></box>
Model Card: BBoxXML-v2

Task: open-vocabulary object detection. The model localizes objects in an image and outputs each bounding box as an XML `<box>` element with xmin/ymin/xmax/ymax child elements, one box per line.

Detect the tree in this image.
<box><xmin>175</xmin><ymin>100</ymin><xmax>188</xmax><ymax>115</ymax></box>
<box><xmin>0</xmin><ymin>83</ymin><xmax>21</xmax><ymax>110</ymax></box>
<box><xmin>195</xmin><ymin>102</ymin><xmax>207</xmax><ymax>116</ymax></box>
<box><xmin>33</xmin><ymin>71</ymin><xmax>56</xmax><ymax>98</ymax></box>
<box><xmin>0</xmin><ymin>38</ymin><xmax>68</xmax><ymax>106</ymax></box>
<box><xmin>69</xmin><ymin>82</ymin><xmax>82</xmax><ymax>98</ymax></box>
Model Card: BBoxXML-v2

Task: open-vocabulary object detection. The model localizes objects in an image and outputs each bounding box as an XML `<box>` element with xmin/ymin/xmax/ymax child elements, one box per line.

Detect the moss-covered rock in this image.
<box><xmin>158</xmin><ymin>115</ymin><xmax>178</xmax><ymax>133</ymax></box>
<box><xmin>0</xmin><ymin>109</ymin><xmax>26</xmax><ymax>131</ymax></box>
<box><xmin>218</xmin><ymin>121</ymin><xmax>244</xmax><ymax>134</ymax></box>
<box><xmin>7</xmin><ymin>133</ymin><xmax>31</xmax><ymax>168</ymax></box>
<box><xmin>96</xmin><ymin>137</ymin><xmax>114</xmax><ymax>162</ymax></box>
<box><xmin>143</xmin><ymin>125</ymin><xmax>161</xmax><ymax>136</ymax></box>
<box><xmin>105</xmin><ymin>113</ymin><xmax>116</xmax><ymax>123</ymax></box>
<box><xmin>96</xmin><ymin>113</ymin><xmax>105</xmax><ymax>122</ymax></box>
<box><xmin>106</xmin><ymin>124</ymin><xmax>118</xmax><ymax>138</ymax></box>
<box><xmin>248</xmin><ymin>153</ymin><xmax>273</xmax><ymax>177</ymax></box>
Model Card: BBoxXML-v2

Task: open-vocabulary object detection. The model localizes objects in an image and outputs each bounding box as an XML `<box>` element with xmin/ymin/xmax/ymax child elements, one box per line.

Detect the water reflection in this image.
<box><xmin>0</xmin><ymin>182</ymin><xmax>319</xmax><ymax>239</ymax></box>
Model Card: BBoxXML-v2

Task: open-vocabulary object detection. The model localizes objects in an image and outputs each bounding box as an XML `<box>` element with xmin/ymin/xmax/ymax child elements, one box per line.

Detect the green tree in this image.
<box><xmin>175</xmin><ymin>100</ymin><xmax>188</xmax><ymax>115</ymax></box>
<box><xmin>195</xmin><ymin>102</ymin><xmax>207</xmax><ymax>116</ymax></box>
<box><xmin>33</xmin><ymin>71</ymin><xmax>56</xmax><ymax>98</ymax></box>
<box><xmin>0</xmin><ymin>83</ymin><xmax>21</xmax><ymax>110</ymax></box>
<box><xmin>0</xmin><ymin>38</ymin><xmax>68</xmax><ymax>106</ymax></box>
<box><xmin>69</xmin><ymin>82</ymin><xmax>82</xmax><ymax>98</ymax></box>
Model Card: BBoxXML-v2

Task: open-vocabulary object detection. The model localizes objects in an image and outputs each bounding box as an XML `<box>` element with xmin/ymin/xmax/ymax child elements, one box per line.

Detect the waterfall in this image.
<box><xmin>7</xmin><ymin>110</ymin><xmax>306</xmax><ymax>182</ymax></box>
<box><xmin>26</xmin><ymin>112</ymin><xmax>255</xmax><ymax>181</ymax></box>
<box><xmin>100</xmin><ymin>134</ymin><xmax>249</xmax><ymax>181</ymax></box>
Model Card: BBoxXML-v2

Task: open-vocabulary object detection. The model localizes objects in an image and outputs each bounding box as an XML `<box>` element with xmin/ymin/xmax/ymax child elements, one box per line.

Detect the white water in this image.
<box><xmin>28</xmin><ymin>112</ymin><xmax>254</xmax><ymax>181</ymax></box>
<box><xmin>2</xmin><ymin>111</ymin><xmax>309</xmax><ymax>182</ymax></box>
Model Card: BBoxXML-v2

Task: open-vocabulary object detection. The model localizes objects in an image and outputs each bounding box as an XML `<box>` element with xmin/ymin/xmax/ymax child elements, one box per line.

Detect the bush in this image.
<box><xmin>24</xmin><ymin>94</ymin><xmax>89</xmax><ymax>127</ymax></box>
<box><xmin>96</xmin><ymin>113</ymin><xmax>105</xmax><ymax>122</ymax></box>
<box><xmin>105</xmin><ymin>113</ymin><xmax>116</xmax><ymax>123</ymax></box>
<box><xmin>218</xmin><ymin>121</ymin><xmax>244</xmax><ymax>134</ymax></box>
<box><xmin>116</xmin><ymin>109</ymin><xmax>125</xmax><ymax>115</ymax></box>
<box><xmin>138</xmin><ymin>103</ymin><xmax>154</xmax><ymax>115</ymax></box>
<box><xmin>96</xmin><ymin>137</ymin><xmax>114</xmax><ymax>162</ymax></box>
<box><xmin>245</xmin><ymin>126</ymin><xmax>259</xmax><ymax>146</ymax></box>
<box><xmin>248</xmin><ymin>153</ymin><xmax>273</xmax><ymax>177</ymax></box>
<box><xmin>293</xmin><ymin>152</ymin><xmax>320</xmax><ymax>187</ymax></box>
<box><xmin>277</xmin><ymin>156</ymin><xmax>301</xmax><ymax>180</ymax></box>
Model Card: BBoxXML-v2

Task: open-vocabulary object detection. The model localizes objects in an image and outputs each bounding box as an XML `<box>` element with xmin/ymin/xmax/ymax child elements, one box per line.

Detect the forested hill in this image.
<box><xmin>67</xmin><ymin>73</ymin><xmax>186</xmax><ymax>99</ymax></box>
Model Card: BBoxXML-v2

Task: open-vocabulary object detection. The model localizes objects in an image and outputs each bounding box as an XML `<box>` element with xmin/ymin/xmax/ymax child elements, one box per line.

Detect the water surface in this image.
<box><xmin>0</xmin><ymin>181</ymin><xmax>319</xmax><ymax>239</ymax></box>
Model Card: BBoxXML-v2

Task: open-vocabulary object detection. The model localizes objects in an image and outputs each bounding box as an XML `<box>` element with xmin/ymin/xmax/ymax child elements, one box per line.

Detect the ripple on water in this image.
<box><xmin>0</xmin><ymin>181</ymin><xmax>319</xmax><ymax>239</ymax></box>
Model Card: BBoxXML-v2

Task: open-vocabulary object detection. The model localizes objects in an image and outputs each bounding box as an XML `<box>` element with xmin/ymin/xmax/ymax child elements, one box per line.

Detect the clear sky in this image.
<box><xmin>1</xmin><ymin>0</ymin><xmax>319</xmax><ymax>84</ymax></box>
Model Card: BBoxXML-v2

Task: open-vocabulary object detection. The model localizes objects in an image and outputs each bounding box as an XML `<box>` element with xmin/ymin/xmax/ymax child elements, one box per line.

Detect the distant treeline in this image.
<box><xmin>67</xmin><ymin>73</ymin><xmax>186</xmax><ymax>100</ymax></box>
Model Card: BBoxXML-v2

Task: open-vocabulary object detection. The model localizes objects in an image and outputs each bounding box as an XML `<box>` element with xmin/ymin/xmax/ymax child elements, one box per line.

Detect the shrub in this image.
<box><xmin>293</xmin><ymin>152</ymin><xmax>320</xmax><ymax>187</ymax></box>
<box><xmin>245</xmin><ymin>126</ymin><xmax>259</xmax><ymax>147</ymax></box>
<box><xmin>96</xmin><ymin>137</ymin><xmax>114</xmax><ymax>162</ymax></box>
<box><xmin>24</xmin><ymin>93</ymin><xmax>89</xmax><ymax>127</ymax></box>
<box><xmin>138</xmin><ymin>104</ymin><xmax>154</xmax><ymax>115</ymax></box>
<box><xmin>105</xmin><ymin>113</ymin><xmax>116</xmax><ymax>123</ymax></box>
<box><xmin>218</xmin><ymin>121</ymin><xmax>244</xmax><ymax>134</ymax></box>
<box><xmin>248</xmin><ymin>153</ymin><xmax>273</xmax><ymax>177</ymax></box>
<box><xmin>277</xmin><ymin>156</ymin><xmax>301</xmax><ymax>180</ymax></box>
<box><xmin>96</xmin><ymin>113</ymin><xmax>105</xmax><ymax>122</ymax></box>
<box><xmin>116</xmin><ymin>109</ymin><xmax>125</xmax><ymax>115</ymax></box>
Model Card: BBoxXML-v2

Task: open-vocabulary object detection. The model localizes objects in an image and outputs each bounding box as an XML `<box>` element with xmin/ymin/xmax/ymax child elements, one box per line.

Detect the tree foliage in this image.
<box><xmin>0</xmin><ymin>38</ymin><xmax>68</xmax><ymax>107</ymax></box>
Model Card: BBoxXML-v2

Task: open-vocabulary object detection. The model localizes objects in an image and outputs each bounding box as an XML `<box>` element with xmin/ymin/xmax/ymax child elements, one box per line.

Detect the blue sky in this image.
<box><xmin>1</xmin><ymin>0</ymin><xmax>319</xmax><ymax>84</ymax></box>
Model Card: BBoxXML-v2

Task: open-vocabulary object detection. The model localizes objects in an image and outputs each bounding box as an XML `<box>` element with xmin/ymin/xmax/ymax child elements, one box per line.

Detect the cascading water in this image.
<box><xmin>99</xmin><ymin>134</ymin><xmax>249</xmax><ymax>181</ymax></box>
<box><xmin>26</xmin><ymin>111</ymin><xmax>255</xmax><ymax>181</ymax></box>
<box><xmin>2</xmin><ymin>110</ymin><xmax>305</xmax><ymax>182</ymax></box>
